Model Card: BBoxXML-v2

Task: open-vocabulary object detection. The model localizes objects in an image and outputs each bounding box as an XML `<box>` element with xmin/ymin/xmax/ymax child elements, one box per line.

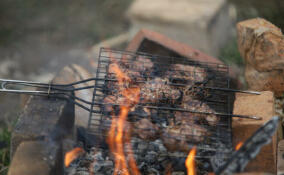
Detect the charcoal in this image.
<box><xmin>65</xmin><ymin>166</ymin><xmax>76</xmax><ymax>175</ymax></box>
<box><xmin>93</xmin><ymin>151</ymin><xmax>104</xmax><ymax>161</ymax></box>
<box><xmin>170</xmin><ymin>157</ymin><xmax>187</xmax><ymax>171</ymax></box>
<box><xmin>131</xmin><ymin>138</ymin><xmax>170</xmax><ymax>173</ymax></box>
<box><xmin>154</xmin><ymin>139</ymin><xmax>167</xmax><ymax>152</ymax></box>
<box><xmin>172</xmin><ymin>172</ymin><xmax>185</xmax><ymax>175</ymax></box>
<box><xmin>65</xmin><ymin>137</ymin><xmax>189</xmax><ymax>175</ymax></box>
<box><xmin>148</xmin><ymin>168</ymin><xmax>160</xmax><ymax>175</ymax></box>
<box><xmin>89</xmin><ymin>150</ymin><xmax>113</xmax><ymax>175</ymax></box>
<box><xmin>76</xmin><ymin>167</ymin><xmax>88</xmax><ymax>172</ymax></box>
<box><xmin>75</xmin><ymin>171</ymin><xmax>90</xmax><ymax>175</ymax></box>
<box><xmin>137</xmin><ymin>142</ymin><xmax>148</xmax><ymax>151</ymax></box>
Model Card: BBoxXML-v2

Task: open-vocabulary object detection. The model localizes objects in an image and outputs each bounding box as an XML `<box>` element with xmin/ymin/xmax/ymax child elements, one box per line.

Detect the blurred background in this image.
<box><xmin>0</xmin><ymin>0</ymin><xmax>283</xmax><ymax>173</ymax></box>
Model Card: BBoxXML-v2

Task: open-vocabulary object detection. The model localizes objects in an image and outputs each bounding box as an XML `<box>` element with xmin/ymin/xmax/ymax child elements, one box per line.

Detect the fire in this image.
<box><xmin>235</xmin><ymin>142</ymin><xmax>243</xmax><ymax>151</ymax></box>
<box><xmin>64</xmin><ymin>147</ymin><xmax>85</xmax><ymax>167</ymax></box>
<box><xmin>106</xmin><ymin>57</ymin><xmax>141</xmax><ymax>175</ymax></box>
<box><xmin>122</xmin><ymin>87</ymin><xmax>140</xmax><ymax>104</ymax></box>
<box><xmin>185</xmin><ymin>147</ymin><xmax>197</xmax><ymax>175</ymax></box>
<box><xmin>108</xmin><ymin>107</ymin><xmax>130</xmax><ymax>175</ymax></box>
<box><xmin>109</xmin><ymin>63</ymin><xmax>131</xmax><ymax>84</ymax></box>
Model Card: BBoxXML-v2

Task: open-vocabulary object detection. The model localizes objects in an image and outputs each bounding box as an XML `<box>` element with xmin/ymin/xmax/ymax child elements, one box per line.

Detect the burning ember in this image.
<box><xmin>185</xmin><ymin>147</ymin><xmax>197</xmax><ymax>175</ymax></box>
<box><xmin>65</xmin><ymin>147</ymin><xmax>85</xmax><ymax>167</ymax></box>
<box><xmin>235</xmin><ymin>142</ymin><xmax>243</xmax><ymax>151</ymax></box>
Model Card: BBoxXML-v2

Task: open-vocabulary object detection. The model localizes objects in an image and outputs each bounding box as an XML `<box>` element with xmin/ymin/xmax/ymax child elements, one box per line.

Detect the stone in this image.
<box><xmin>244</xmin><ymin>65</ymin><xmax>284</xmax><ymax>97</ymax></box>
<box><xmin>127</xmin><ymin>0</ymin><xmax>236</xmax><ymax>56</ymax></box>
<box><xmin>232</xmin><ymin>91</ymin><xmax>277</xmax><ymax>173</ymax></box>
<box><xmin>8</xmin><ymin>141</ymin><xmax>63</xmax><ymax>175</ymax></box>
<box><xmin>237</xmin><ymin>18</ymin><xmax>284</xmax><ymax>97</ymax></box>
<box><xmin>53</xmin><ymin>64</ymin><xmax>93</xmax><ymax>128</ymax></box>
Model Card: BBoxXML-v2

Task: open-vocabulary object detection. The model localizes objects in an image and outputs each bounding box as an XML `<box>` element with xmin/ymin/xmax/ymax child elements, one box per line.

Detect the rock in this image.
<box><xmin>238</xmin><ymin>18</ymin><xmax>283</xmax><ymax>71</ymax></box>
<box><xmin>237</xmin><ymin>18</ymin><xmax>284</xmax><ymax>96</ymax></box>
<box><xmin>244</xmin><ymin>65</ymin><xmax>284</xmax><ymax>96</ymax></box>
<box><xmin>127</xmin><ymin>0</ymin><xmax>236</xmax><ymax>56</ymax></box>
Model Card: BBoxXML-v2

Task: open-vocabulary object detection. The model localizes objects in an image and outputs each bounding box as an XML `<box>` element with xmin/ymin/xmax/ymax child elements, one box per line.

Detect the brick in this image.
<box><xmin>127</xmin><ymin>29</ymin><xmax>222</xmax><ymax>64</ymax></box>
<box><xmin>126</xmin><ymin>29</ymin><xmax>241</xmax><ymax>88</ymax></box>
<box><xmin>277</xmin><ymin>140</ymin><xmax>284</xmax><ymax>175</ymax></box>
<box><xmin>11</xmin><ymin>66</ymin><xmax>75</xmax><ymax>157</ymax></box>
<box><xmin>11</xmin><ymin>94</ymin><xmax>74</xmax><ymax>157</ymax></box>
<box><xmin>232</xmin><ymin>91</ymin><xmax>277</xmax><ymax>173</ymax></box>
<box><xmin>8</xmin><ymin>141</ymin><xmax>63</xmax><ymax>175</ymax></box>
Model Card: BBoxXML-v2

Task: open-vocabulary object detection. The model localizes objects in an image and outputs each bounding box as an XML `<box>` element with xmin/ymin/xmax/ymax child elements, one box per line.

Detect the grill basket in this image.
<box><xmin>86</xmin><ymin>48</ymin><xmax>234</xmax><ymax>174</ymax></box>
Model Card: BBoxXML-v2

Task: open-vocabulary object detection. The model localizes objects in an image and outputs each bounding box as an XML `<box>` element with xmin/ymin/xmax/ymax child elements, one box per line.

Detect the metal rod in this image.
<box><xmin>141</xmin><ymin>105</ymin><xmax>262</xmax><ymax>120</ymax></box>
<box><xmin>88</xmin><ymin>101</ymin><xmax>262</xmax><ymax>120</ymax></box>
<box><xmin>0</xmin><ymin>78</ymin><xmax>262</xmax><ymax>120</ymax></box>
<box><xmin>0</xmin><ymin>78</ymin><xmax>261</xmax><ymax>95</ymax></box>
<box><xmin>205</xmin><ymin>87</ymin><xmax>261</xmax><ymax>95</ymax></box>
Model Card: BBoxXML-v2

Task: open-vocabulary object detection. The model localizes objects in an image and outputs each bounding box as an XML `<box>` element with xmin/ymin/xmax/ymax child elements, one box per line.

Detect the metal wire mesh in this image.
<box><xmin>86</xmin><ymin>48</ymin><xmax>234</xmax><ymax>173</ymax></box>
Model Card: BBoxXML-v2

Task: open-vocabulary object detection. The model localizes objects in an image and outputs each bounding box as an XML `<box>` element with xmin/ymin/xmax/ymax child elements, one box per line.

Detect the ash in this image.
<box><xmin>65</xmin><ymin>138</ymin><xmax>188</xmax><ymax>175</ymax></box>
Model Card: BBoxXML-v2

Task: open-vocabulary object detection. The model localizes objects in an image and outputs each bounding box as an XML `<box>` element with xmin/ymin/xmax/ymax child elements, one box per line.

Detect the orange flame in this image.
<box><xmin>109</xmin><ymin>107</ymin><xmax>130</xmax><ymax>175</ymax></box>
<box><xmin>109</xmin><ymin>63</ymin><xmax>131</xmax><ymax>84</ymax></box>
<box><xmin>185</xmin><ymin>147</ymin><xmax>197</xmax><ymax>175</ymax></box>
<box><xmin>235</xmin><ymin>142</ymin><xmax>243</xmax><ymax>151</ymax></box>
<box><xmin>64</xmin><ymin>147</ymin><xmax>85</xmax><ymax>167</ymax></box>
<box><xmin>106</xmin><ymin>56</ymin><xmax>141</xmax><ymax>175</ymax></box>
<box><xmin>122</xmin><ymin>88</ymin><xmax>140</xmax><ymax>104</ymax></box>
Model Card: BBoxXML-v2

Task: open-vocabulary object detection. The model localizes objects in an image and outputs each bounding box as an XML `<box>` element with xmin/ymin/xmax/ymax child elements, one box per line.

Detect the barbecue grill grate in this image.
<box><xmin>85</xmin><ymin>48</ymin><xmax>234</xmax><ymax>174</ymax></box>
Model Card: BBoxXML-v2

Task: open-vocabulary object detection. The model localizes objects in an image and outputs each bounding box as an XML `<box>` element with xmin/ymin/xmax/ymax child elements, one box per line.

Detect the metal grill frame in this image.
<box><xmin>86</xmin><ymin>47</ymin><xmax>234</xmax><ymax>173</ymax></box>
